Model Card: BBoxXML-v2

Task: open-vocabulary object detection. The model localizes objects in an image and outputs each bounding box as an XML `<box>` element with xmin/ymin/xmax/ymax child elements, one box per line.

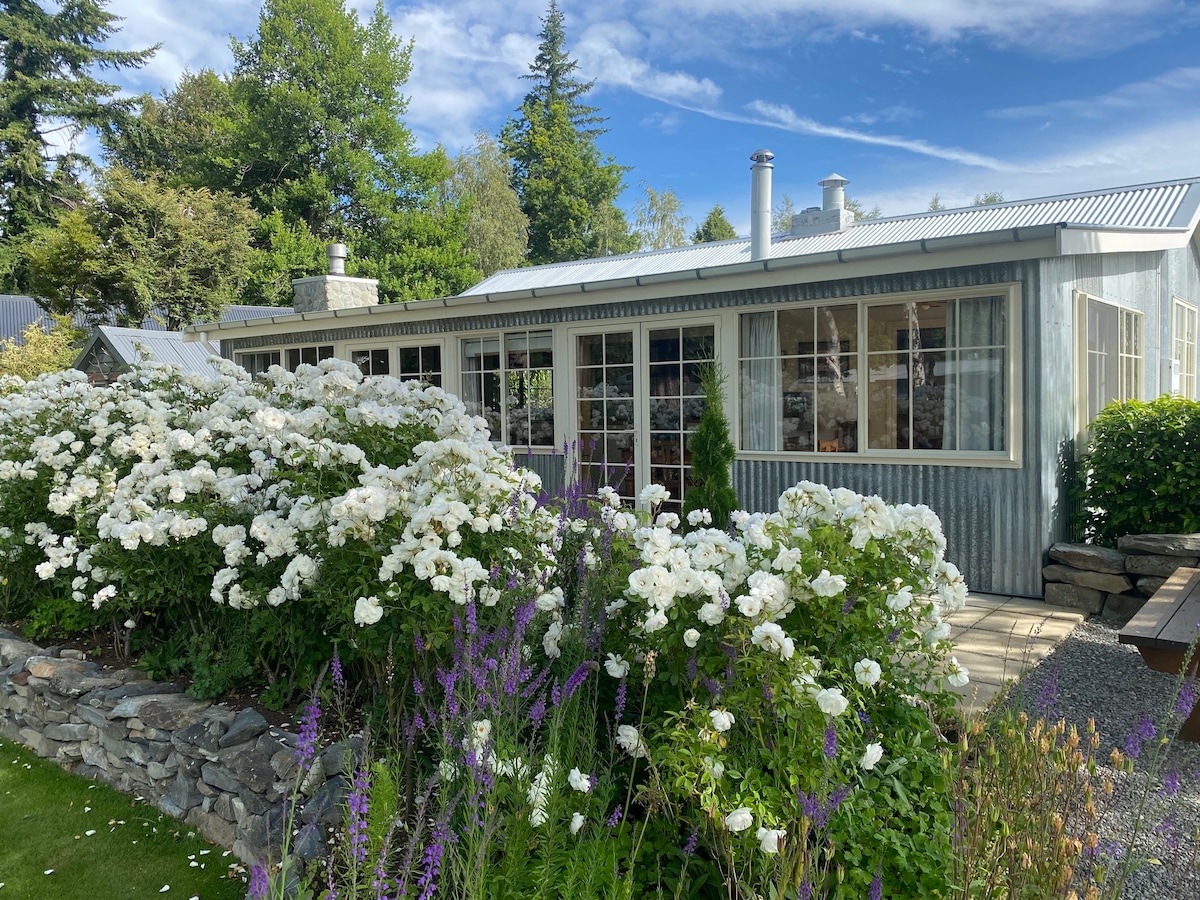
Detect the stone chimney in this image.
<box><xmin>790</xmin><ymin>173</ymin><xmax>855</xmax><ymax>237</ymax></box>
<box><xmin>749</xmin><ymin>149</ymin><xmax>774</xmax><ymax>261</ymax></box>
<box><xmin>292</xmin><ymin>243</ymin><xmax>379</xmax><ymax>313</ymax></box>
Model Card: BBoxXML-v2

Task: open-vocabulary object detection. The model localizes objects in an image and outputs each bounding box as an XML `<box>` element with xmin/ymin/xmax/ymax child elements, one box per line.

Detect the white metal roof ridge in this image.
<box><xmin>463</xmin><ymin>176</ymin><xmax>1200</xmax><ymax>297</ymax></box>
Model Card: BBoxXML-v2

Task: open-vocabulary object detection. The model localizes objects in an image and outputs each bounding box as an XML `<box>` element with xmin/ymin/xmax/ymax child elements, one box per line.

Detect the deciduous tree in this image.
<box><xmin>634</xmin><ymin>182</ymin><xmax>689</xmax><ymax>251</ymax></box>
<box><xmin>0</xmin><ymin>313</ymin><xmax>82</xmax><ymax>378</ymax></box>
<box><xmin>442</xmin><ymin>132</ymin><xmax>528</xmax><ymax>277</ymax></box>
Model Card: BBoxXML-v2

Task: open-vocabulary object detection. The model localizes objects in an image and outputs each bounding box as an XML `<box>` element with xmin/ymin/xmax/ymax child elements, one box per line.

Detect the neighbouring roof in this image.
<box><xmin>0</xmin><ymin>296</ymin><xmax>289</xmax><ymax>342</ymax></box>
<box><xmin>77</xmin><ymin>326</ymin><xmax>222</xmax><ymax>376</ymax></box>
<box><xmin>464</xmin><ymin>176</ymin><xmax>1200</xmax><ymax>299</ymax></box>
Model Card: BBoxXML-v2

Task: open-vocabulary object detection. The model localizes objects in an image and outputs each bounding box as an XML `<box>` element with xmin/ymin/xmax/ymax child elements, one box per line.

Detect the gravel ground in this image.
<box><xmin>1008</xmin><ymin>620</ymin><xmax>1200</xmax><ymax>899</ymax></box>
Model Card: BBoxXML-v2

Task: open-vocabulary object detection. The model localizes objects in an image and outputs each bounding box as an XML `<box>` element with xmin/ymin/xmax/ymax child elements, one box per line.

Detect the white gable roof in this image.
<box><xmin>90</xmin><ymin>326</ymin><xmax>221</xmax><ymax>375</ymax></box>
<box><xmin>464</xmin><ymin>177</ymin><xmax>1200</xmax><ymax>299</ymax></box>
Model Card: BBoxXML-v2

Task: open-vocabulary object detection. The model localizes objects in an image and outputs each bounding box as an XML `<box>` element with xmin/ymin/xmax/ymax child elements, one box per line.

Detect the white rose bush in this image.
<box><xmin>0</xmin><ymin>362</ymin><xmax>974</xmax><ymax>898</ymax></box>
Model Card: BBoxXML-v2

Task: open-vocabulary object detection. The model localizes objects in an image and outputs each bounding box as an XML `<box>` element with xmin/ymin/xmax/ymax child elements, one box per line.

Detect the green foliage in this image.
<box><xmin>0</xmin><ymin>0</ymin><xmax>155</xmax><ymax>291</ymax></box>
<box><xmin>770</xmin><ymin>193</ymin><xmax>796</xmax><ymax>234</ymax></box>
<box><xmin>972</xmin><ymin>191</ymin><xmax>1005</xmax><ymax>206</ymax></box>
<box><xmin>23</xmin><ymin>166</ymin><xmax>258</xmax><ymax>328</ymax></box>
<box><xmin>634</xmin><ymin>181</ymin><xmax>690</xmax><ymax>251</ymax></box>
<box><xmin>928</xmin><ymin>193</ymin><xmax>946</xmax><ymax>211</ymax></box>
<box><xmin>845</xmin><ymin>195</ymin><xmax>882</xmax><ymax>221</ymax></box>
<box><xmin>502</xmin><ymin>3</ymin><xmax>634</xmax><ymax>264</ymax></box>
<box><xmin>681</xmin><ymin>363</ymin><xmax>739</xmax><ymax>531</ymax></box>
<box><xmin>441</xmin><ymin>132</ymin><xmax>529</xmax><ymax>276</ymax></box>
<box><xmin>242</xmin><ymin>209</ymin><xmax>328</xmax><ymax>307</ymax></box>
<box><xmin>1081</xmin><ymin>395</ymin><xmax>1200</xmax><ymax>545</ymax></box>
<box><xmin>0</xmin><ymin>313</ymin><xmax>83</xmax><ymax>378</ymax></box>
<box><xmin>692</xmin><ymin>204</ymin><xmax>738</xmax><ymax>243</ymax></box>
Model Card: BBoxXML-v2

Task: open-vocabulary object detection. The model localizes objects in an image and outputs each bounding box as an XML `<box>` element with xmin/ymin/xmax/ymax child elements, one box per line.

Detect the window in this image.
<box><xmin>461</xmin><ymin>330</ymin><xmax>554</xmax><ymax>448</ymax></box>
<box><xmin>739</xmin><ymin>293</ymin><xmax>1008</xmax><ymax>455</ymax></box>
<box><xmin>1173</xmin><ymin>299</ymin><xmax>1197</xmax><ymax>399</ymax></box>
<box><xmin>397</xmin><ymin>345</ymin><xmax>443</xmax><ymax>386</ymax></box>
<box><xmin>285</xmin><ymin>345</ymin><xmax>334</xmax><ymax>371</ymax></box>
<box><xmin>351</xmin><ymin>348</ymin><xmax>389</xmax><ymax>376</ymax></box>
<box><xmin>1080</xmin><ymin>294</ymin><xmax>1142</xmax><ymax>426</ymax></box>
<box><xmin>236</xmin><ymin>350</ymin><xmax>280</xmax><ymax>376</ymax></box>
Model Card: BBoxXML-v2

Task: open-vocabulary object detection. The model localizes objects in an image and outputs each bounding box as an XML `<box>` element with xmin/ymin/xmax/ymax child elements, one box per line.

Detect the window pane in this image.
<box><xmin>648</xmin><ymin>329</ymin><xmax>680</xmax><ymax>362</ymax></box>
<box><xmin>867</xmin><ymin>354</ymin><xmax>909</xmax><ymax>449</ymax></box>
<box><xmin>778</xmin><ymin>307</ymin><xmax>815</xmax><ymax>356</ymax></box>
<box><xmin>816</xmin><ymin>305</ymin><xmax>857</xmax><ymax>352</ymax></box>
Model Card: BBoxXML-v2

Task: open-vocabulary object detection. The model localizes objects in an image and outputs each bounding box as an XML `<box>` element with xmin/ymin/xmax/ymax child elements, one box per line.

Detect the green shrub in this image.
<box><xmin>1082</xmin><ymin>395</ymin><xmax>1200</xmax><ymax>545</ymax></box>
<box><xmin>680</xmin><ymin>363</ymin><xmax>739</xmax><ymax>532</ymax></box>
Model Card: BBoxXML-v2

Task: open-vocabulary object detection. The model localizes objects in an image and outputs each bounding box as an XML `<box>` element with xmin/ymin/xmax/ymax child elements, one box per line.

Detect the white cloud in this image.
<box><xmin>994</xmin><ymin>67</ymin><xmax>1200</xmax><ymax>120</ymax></box>
<box><xmin>842</xmin><ymin>104</ymin><xmax>919</xmax><ymax>126</ymax></box>
<box><xmin>740</xmin><ymin>100</ymin><xmax>1017</xmax><ymax>170</ymax></box>
<box><xmin>575</xmin><ymin>22</ymin><xmax>722</xmax><ymax>108</ymax></box>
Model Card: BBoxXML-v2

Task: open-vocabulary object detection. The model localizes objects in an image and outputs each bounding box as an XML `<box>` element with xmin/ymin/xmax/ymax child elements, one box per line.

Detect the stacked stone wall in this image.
<box><xmin>0</xmin><ymin>627</ymin><xmax>353</xmax><ymax>864</ymax></box>
<box><xmin>1043</xmin><ymin>534</ymin><xmax>1200</xmax><ymax>618</ymax></box>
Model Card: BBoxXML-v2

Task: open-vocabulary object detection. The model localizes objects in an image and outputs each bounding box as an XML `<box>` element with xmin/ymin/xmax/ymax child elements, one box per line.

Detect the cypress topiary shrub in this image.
<box><xmin>1082</xmin><ymin>394</ymin><xmax>1200</xmax><ymax>546</ymax></box>
<box><xmin>681</xmin><ymin>362</ymin><xmax>739</xmax><ymax>531</ymax></box>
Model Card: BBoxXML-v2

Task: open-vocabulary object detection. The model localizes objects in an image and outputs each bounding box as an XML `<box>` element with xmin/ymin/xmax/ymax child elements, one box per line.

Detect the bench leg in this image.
<box><xmin>1135</xmin><ymin>648</ymin><xmax>1200</xmax><ymax>744</ymax></box>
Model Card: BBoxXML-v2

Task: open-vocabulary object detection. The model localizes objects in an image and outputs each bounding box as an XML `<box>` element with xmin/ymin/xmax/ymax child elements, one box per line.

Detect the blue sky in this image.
<box><xmin>98</xmin><ymin>0</ymin><xmax>1200</xmax><ymax>236</ymax></box>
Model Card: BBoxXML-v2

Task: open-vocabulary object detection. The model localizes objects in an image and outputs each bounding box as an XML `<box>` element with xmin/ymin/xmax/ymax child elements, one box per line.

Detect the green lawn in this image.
<box><xmin>0</xmin><ymin>738</ymin><xmax>247</xmax><ymax>899</ymax></box>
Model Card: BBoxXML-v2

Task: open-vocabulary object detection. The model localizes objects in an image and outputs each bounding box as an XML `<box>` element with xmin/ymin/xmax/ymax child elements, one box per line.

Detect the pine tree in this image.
<box><xmin>502</xmin><ymin>1</ymin><xmax>634</xmax><ymax>264</ymax></box>
<box><xmin>0</xmin><ymin>0</ymin><xmax>155</xmax><ymax>290</ymax></box>
<box><xmin>692</xmin><ymin>204</ymin><xmax>738</xmax><ymax>243</ymax></box>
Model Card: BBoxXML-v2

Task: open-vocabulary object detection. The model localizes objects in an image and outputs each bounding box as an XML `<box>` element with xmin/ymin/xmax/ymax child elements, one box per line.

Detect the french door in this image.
<box><xmin>573</xmin><ymin>322</ymin><xmax>717</xmax><ymax>513</ymax></box>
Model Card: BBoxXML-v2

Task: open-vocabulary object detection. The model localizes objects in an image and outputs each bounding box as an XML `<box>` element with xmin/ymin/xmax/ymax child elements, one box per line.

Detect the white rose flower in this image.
<box><xmin>946</xmin><ymin>657</ymin><xmax>970</xmax><ymax>688</ymax></box>
<box><xmin>570</xmin><ymin>812</ymin><xmax>585</xmax><ymax>835</ymax></box>
<box><xmin>683</xmin><ymin>628</ymin><xmax>701</xmax><ymax>648</ymax></box>
<box><xmin>644</xmin><ymin>610</ymin><xmax>669</xmax><ymax>632</ymax></box>
<box><xmin>860</xmin><ymin>742</ymin><xmax>884</xmax><ymax>771</ymax></box>
<box><xmin>568</xmin><ymin>768</ymin><xmax>591</xmax><ymax>793</ymax></box>
<box><xmin>697</xmin><ymin>602</ymin><xmax>726</xmax><ymax>626</ymax></box>
<box><xmin>886</xmin><ymin>585</ymin><xmax>914</xmax><ymax>612</ymax></box>
<box><xmin>703</xmin><ymin>756</ymin><xmax>725</xmax><ymax>780</ymax></box>
<box><xmin>466</xmin><ymin>719</ymin><xmax>492</xmax><ymax>751</ymax></box>
<box><xmin>724</xmin><ymin>807</ymin><xmax>754</xmax><ymax>832</ymax></box>
<box><xmin>655</xmin><ymin>512</ymin><xmax>680</xmax><ymax>529</ymax></box>
<box><xmin>353</xmin><ymin>595</ymin><xmax>384</xmax><ymax>626</ymax></box>
<box><xmin>815</xmin><ymin>687</ymin><xmax>849</xmax><ymax>717</ymax></box>
<box><xmin>709</xmin><ymin>709</ymin><xmax>735</xmax><ymax>733</ymax></box>
<box><xmin>810</xmin><ymin>569</ymin><xmax>848</xmax><ymax>597</ymax></box>
<box><xmin>751</xmin><ymin>622</ymin><xmax>795</xmax><ymax>661</ymax></box>
<box><xmin>736</xmin><ymin>593</ymin><xmax>764</xmax><ymax>619</ymax></box>
<box><xmin>756</xmin><ymin>826</ymin><xmax>786</xmax><ymax>854</ymax></box>
<box><xmin>604</xmin><ymin>653</ymin><xmax>630</xmax><ymax>678</ymax></box>
<box><xmin>687</xmin><ymin>509</ymin><xmax>712</xmax><ymax>526</ymax></box>
<box><xmin>854</xmin><ymin>658</ymin><xmax>882</xmax><ymax>686</ymax></box>
<box><xmin>638</xmin><ymin>483</ymin><xmax>670</xmax><ymax>508</ymax></box>
<box><xmin>616</xmin><ymin>724</ymin><xmax>648</xmax><ymax>758</ymax></box>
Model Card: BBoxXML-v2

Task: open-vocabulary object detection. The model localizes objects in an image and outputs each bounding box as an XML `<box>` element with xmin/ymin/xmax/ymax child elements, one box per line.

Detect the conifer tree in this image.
<box><xmin>692</xmin><ymin>204</ymin><xmax>738</xmax><ymax>243</ymax></box>
<box><xmin>0</xmin><ymin>0</ymin><xmax>155</xmax><ymax>290</ymax></box>
<box><xmin>502</xmin><ymin>1</ymin><xmax>635</xmax><ymax>264</ymax></box>
<box><xmin>681</xmin><ymin>363</ymin><xmax>739</xmax><ymax>532</ymax></box>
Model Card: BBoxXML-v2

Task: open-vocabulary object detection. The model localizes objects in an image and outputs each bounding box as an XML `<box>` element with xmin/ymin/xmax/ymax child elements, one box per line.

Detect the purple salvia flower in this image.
<box><xmin>562</xmin><ymin>662</ymin><xmax>592</xmax><ymax>702</ymax></box>
<box><xmin>683</xmin><ymin>828</ymin><xmax>699</xmax><ymax>857</ymax></box>
<box><xmin>296</xmin><ymin>699</ymin><xmax>320</xmax><ymax>769</ymax></box>
<box><xmin>413</xmin><ymin>632</ymin><xmax>425</xmax><ymax>654</ymax></box>
<box><xmin>348</xmin><ymin>767</ymin><xmax>371</xmax><ymax>864</ymax></box>
<box><xmin>1036</xmin><ymin>668</ymin><xmax>1058</xmax><ymax>719</ymax></box>
<box><xmin>841</xmin><ymin>596</ymin><xmax>855</xmax><ymax>614</ymax></box>
<box><xmin>1125</xmin><ymin>730</ymin><xmax>1142</xmax><ymax>760</ymax></box>
<box><xmin>823</xmin><ymin>724</ymin><xmax>837</xmax><ymax>759</ymax></box>
<box><xmin>857</xmin><ymin>710</ymin><xmax>872</xmax><ymax>726</ymax></box>
<box><xmin>830</xmin><ymin>784</ymin><xmax>851</xmax><ymax>811</ymax></box>
<box><xmin>331</xmin><ymin>651</ymin><xmax>345</xmax><ymax>690</ymax></box>
<box><xmin>1162</xmin><ymin>770</ymin><xmax>1181</xmax><ymax>798</ymax></box>
<box><xmin>1137</xmin><ymin>716</ymin><xmax>1157</xmax><ymax>741</ymax></box>
<box><xmin>798</xmin><ymin>879</ymin><xmax>813</xmax><ymax>900</ymax></box>
<box><xmin>507</xmin><ymin>569</ymin><xmax>520</xmax><ymax>590</ymax></box>
<box><xmin>869</xmin><ymin>872</ymin><xmax>883</xmax><ymax>900</ymax></box>
<box><xmin>248</xmin><ymin>863</ymin><xmax>269</xmax><ymax>899</ymax></box>
<box><xmin>413</xmin><ymin>677</ymin><xmax>423</xmax><ymax>696</ymax></box>
<box><xmin>576</xmin><ymin>545</ymin><xmax>588</xmax><ymax>578</ymax></box>
<box><xmin>687</xmin><ymin>655</ymin><xmax>698</xmax><ymax>681</ymax></box>
<box><xmin>529</xmin><ymin>693</ymin><xmax>547</xmax><ymax>727</ymax></box>
<box><xmin>489</xmin><ymin>563</ymin><xmax>501</xmax><ymax>582</ymax></box>
<box><xmin>1175</xmin><ymin>679</ymin><xmax>1197</xmax><ymax>719</ymax></box>
<box><xmin>607</xmin><ymin>806</ymin><xmax>623</xmax><ymax>828</ymax></box>
<box><xmin>614</xmin><ymin>679</ymin><xmax>627</xmax><ymax>723</ymax></box>
<box><xmin>551</xmin><ymin>682</ymin><xmax>563</xmax><ymax>707</ymax></box>
<box><xmin>888</xmin><ymin>627</ymin><xmax>902</xmax><ymax>643</ymax></box>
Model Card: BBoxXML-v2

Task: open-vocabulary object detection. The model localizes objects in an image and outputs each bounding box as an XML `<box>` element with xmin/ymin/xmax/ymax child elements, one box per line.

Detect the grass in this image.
<box><xmin>0</xmin><ymin>738</ymin><xmax>247</xmax><ymax>899</ymax></box>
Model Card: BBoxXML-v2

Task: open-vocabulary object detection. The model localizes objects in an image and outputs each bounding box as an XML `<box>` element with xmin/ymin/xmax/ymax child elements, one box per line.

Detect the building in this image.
<box><xmin>183</xmin><ymin>162</ymin><xmax>1200</xmax><ymax>597</ymax></box>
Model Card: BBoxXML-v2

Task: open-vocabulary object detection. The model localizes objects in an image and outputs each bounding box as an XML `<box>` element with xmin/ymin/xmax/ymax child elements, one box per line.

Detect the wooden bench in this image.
<box><xmin>1118</xmin><ymin>566</ymin><xmax>1200</xmax><ymax>742</ymax></box>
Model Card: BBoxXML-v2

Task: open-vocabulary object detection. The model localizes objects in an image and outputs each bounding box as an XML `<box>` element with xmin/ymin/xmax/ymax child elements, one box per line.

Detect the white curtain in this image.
<box><xmin>740</xmin><ymin>312</ymin><xmax>779</xmax><ymax>451</ymax></box>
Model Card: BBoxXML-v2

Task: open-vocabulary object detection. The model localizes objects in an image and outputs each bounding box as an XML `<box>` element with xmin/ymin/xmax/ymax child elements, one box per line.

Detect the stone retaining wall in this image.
<box><xmin>1043</xmin><ymin>533</ymin><xmax>1200</xmax><ymax>618</ymax></box>
<box><xmin>0</xmin><ymin>627</ymin><xmax>354</xmax><ymax>864</ymax></box>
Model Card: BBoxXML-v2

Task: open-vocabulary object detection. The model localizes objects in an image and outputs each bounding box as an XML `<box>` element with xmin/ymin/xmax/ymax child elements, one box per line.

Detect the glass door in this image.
<box><xmin>575</xmin><ymin>323</ymin><xmax>716</xmax><ymax>512</ymax></box>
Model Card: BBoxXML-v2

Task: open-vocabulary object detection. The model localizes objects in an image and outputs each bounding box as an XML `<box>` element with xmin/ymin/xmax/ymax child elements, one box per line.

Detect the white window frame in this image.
<box><xmin>460</xmin><ymin>330</ymin><xmax>556</xmax><ymax>451</ymax></box>
<box><xmin>346</xmin><ymin>345</ymin><xmax>391</xmax><ymax>377</ymax></box>
<box><xmin>734</xmin><ymin>284</ymin><xmax>1022</xmax><ymax>467</ymax></box>
<box><xmin>284</xmin><ymin>344</ymin><xmax>335</xmax><ymax>372</ymax></box>
<box><xmin>1172</xmin><ymin>297</ymin><xmax>1197</xmax><ymax>400</ymax></box>
<box><xmin>235</xmin><ymin>349</ymin><xmax>282</xmax><ymax>376</ymax></box>
<box><xmin>1074</xmin><ymin>290</ymin><xmax>1143</xmax><ymax>441</ymax></box>
<box><xmin>391</xmin><ymin>340</ymin><xmax>447</xmax><ymax>387</ymax></box>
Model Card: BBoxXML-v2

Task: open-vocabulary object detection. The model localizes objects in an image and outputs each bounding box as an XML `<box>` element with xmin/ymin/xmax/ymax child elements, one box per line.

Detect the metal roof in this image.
<box><xmin>87</xmin><ymin>326</ymin><xmax>222</xmax><ymax>375</ymax></box>
<box><xmin>0</xmin><ymin>296</ymin><xmax>287</xmax><ymax>342</ymax></box>
<box><xmin>464</xmin><ymin>176</ymin><xmax>1200</xmax><ymax>297</ymax></box>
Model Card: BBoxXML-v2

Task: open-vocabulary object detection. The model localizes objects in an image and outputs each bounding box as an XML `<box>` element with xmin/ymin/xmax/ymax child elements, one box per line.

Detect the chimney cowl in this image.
<box><xmin>818</xmin><ymin>173</ymin><xmax>849</xmax><ymax>211</ymax></box>
<box><xmin>327</xmin><ymin>242</ymin><xmax>348</xmax><ymax>275</ymax></box>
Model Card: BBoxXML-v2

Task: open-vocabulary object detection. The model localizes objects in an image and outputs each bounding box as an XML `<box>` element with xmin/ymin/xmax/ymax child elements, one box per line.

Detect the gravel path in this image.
<box><xmin>1009</xmin><ymin>621</ymin><xmax>1200</xmax><ymax>899</ymax></box>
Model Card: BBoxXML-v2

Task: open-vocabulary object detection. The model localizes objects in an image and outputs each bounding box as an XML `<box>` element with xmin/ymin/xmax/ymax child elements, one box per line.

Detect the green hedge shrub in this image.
<box><xmin>1083</xmin><ymin>394</ymin><xmax>1200</xmax><ymax>546</ymax></box>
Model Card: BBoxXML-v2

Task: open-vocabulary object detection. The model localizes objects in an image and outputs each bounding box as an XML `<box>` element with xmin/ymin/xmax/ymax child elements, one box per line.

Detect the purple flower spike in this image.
<box><xmin>248</xmin><ymin>863</ymin><xmax>269</xmax><ymax>899</ymax></box>
<box><xmin>331</xmin><ymin>652</ymin><xmax>345</xmax><ymax>690</ymax></box>
<box><xmin>296</xmin><ymin>699</ymin><xmax>320</xmax><ymax>769</ymax></box>
<box><xmin>683</xmin><ymin>828</ymin><xmax>699</xmax><ymax>857</ymax></box>
<box><xmin>607</xmin><ymin>806</ymin><xmax>623</xmax><ymax>828</ymax></box>
<box><xmin>869</xmin><ymin>872</ymin><xmax>883</xmax><ymax>900</ymax></box>
<box><xmin>823</xmin><ymin>724</ymin><xmax>837</xmax><ymax>759</ymax></box>
<box><xmin>348</xmin><ymin>767</ymin><xmax>371</xmax><ymax>864</ymax></box>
